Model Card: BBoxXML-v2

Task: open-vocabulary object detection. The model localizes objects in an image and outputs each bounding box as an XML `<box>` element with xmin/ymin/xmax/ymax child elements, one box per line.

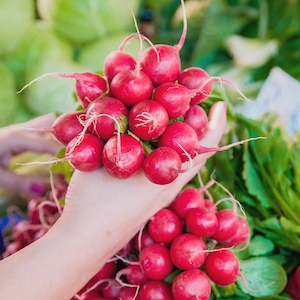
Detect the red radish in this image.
<box><xmin>85</xmin><ymin>96</ymin><xmax>129</xmax><ymax>141</ymax></box>
<box><xmin>170</xmin><ymin>233</ymin><xmax>207</xmax><ymax>270</ymax></box>
<box><xmin>81</xmin><ymin>291</ymin><xmax>104</xmax><ymax>299</ymax></box>
<box><xmin>140</xmin><ymin>0</ymin><xmax>187</xmax><ymax>86</ymax></box>
<box><xmin>204</xmin><ymin>248</ymin><xmax>240</xmax><ymax>286</ymax></box>
<box><xmin>139</xmin><ymin>280</ymin><xmax>173</xmax><ymax>300</ymax></box>
<box><xmin>284</xmin><ymin>272</ymin><xmax>300</xmax><ymax>300</ymax></box>
<box><xmin>172</xmin><ymin>187</ymin><xmax>205</xmax><ymax>220</ymax></box>
<box><xmin>139</xmin><ymin>243</ymin><xmax>173</xmax><ymax>281</ymax></box>
<box><xmin>102</xmin><ymin>134</ymin><xmax>145</xmax><ymax>179</ymax></box>
<box><xmin>103</xmin><ymin>34</ymin><xmax>137</xmax><ymax>83</ymax></box>
<box><xmin>295</xmin><ymin>266</ymin><xmax>300</xmax><ymax>289</ymax></box>
<box><xmin>128</xmin><ymin>100</ymin><xmax>169</xmax><ymax>140</ymax></box>
<box><xmin>27</xmin><ymin>197</ymin><xmax>59</xmax><ymax>225</ymax></box>
<box><xmin>66</xmin><ymin>133</ymin><xmax>104</xmax><ymax>172</ymax></box>
<box><xmin>110</xmin><ymin>69</ymin><xmax>153</xmax><ymax>107</ymax></box>
<box><xmin>210</xmin><ymin>209</ymin><xmax>239</xmax><ymax>242</ymax></box>
<box><xmin>119</xmin><ymin>286</ymin><xmax>140</xmax><ymax>300</ymax></box>
<box><xmin>101</xmin><ymin>279</ymin><xmax>121</xmax><ymax>299</ymax></box>
<box><xmin>185</xmin><ymin>207</ymin><xmax>218</xmax><ymax>238</ymax></box>
<box><xmin>152</xmin><ymin>82</ymin><xmax>191</xmax><ymax>118</ymax></box>
<box><xmin>104</xmin><ymin>50</ymin><xmax>136</xmax><ymax>83</ymax></box>
<box><xmin>178</xmin><ymin>67</ymin><xmax>213</xmax><ymax>105</ymax></box>
<box><xmin>148</xmin><ymin>208</ymin><xmax>183</xmax><ymax>244</ymax></box>
<box><xmin>18</xmin><ymin>72</ymin><xmax>108</xmax><ymax>109</ymax></box>
<box><xmin>134</xmin><ymin>227</ymin><xmax>155</xmax><ymax>252</ymax></box>
<box><xmin>142</xmin><ymin>146</ymin><xmax>182</xmax><ymax>185</ymax></box>
<box><xmin>2</xmin><ymin>240</ymin><xmax>26</xmax><ymax>258</ymax></box>
<box><xmin>116</xmin><ymin>264</ymin><xmax>148</xmax><ymax>285</ymax></box>
<box><xmin>178</xmin><ymin>66</ymin><xmax>250</xmax><ymax>105</ymax></box>
<box><xmin>221</xmin><ymin>215</ymin><xmax>250</xmax><ymax>247</ymax></box>
<box><xmin>12</xmin><ymin>220</ymin><xmax>37</xmax><ymax>244</ymax></box>
<box><xmin>172</xmin><ymin>269</ymin><xmax>211</xmax><ymax>300</ymax></box>
<box><xmin>158</xmin><ymin>121</ymin><xmax>199</xmax><ymax>162</ymax></box>
<box><xmin>49</xmin><ymin>111</ymin><xmax>86</xmax><ymax>145</ymax></box>
<box><xmin>183</xmin><ymin>105</ymin><xmax>208</xmax><ymax>139</ymax></box>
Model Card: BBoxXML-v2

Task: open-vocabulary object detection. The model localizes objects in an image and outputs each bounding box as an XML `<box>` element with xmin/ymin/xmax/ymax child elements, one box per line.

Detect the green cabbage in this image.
<box><xmin>0</xmin><ymin>0</ymin><xmax>35</xmax><ymax>57</ymax></box>
<box><xmin>18</xmin><ymin>24</ymin><xmax>85</xmax><ymax>115</ymax></box>
<box><xmin>0</xmin><ymin>61</ymin><xmax>17</xmax><ymax>127</ymax></box>
<box><xmin>37</xmin><ymin>0</ymin><xmax>141</xmax><ymax>45</ymax></box>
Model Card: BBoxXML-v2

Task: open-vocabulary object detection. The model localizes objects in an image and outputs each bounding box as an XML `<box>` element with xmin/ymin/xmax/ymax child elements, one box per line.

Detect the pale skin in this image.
<box><xmin>0</xmin><ymin>101</ymin><xmax>227</xmax><ymax>300</ymax></box>
<box><xmin>0</xmin><ymin>114</ymin><xmax>61</xmax><ymax>195</ymax></box>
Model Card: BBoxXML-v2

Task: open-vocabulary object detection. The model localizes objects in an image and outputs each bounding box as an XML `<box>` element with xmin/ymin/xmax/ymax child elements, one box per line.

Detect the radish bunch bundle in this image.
<box><xmin>18</xmin><ymin>0</ymin><xmax>255</xmax><ymax>185</ymax></box>
<box><xmin>67</xmin><ymin>179</ymin><xmax>255</xmax><ymax>300</ymax></box>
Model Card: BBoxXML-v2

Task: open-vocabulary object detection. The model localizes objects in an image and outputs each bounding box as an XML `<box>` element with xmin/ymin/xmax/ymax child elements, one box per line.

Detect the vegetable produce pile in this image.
<box><xmin>1</xmin><ymin>0</ymin><xmax>300</xmax><ymax>299</ymax></box>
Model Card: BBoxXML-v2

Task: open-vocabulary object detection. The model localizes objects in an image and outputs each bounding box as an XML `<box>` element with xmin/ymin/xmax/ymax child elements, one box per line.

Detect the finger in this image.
<box><xmin>199</xmin><ymin>101</ymin><xmax>227</xmax><ymax>148</ymax></box>
<box><xmin>7</xmin><ymin>131</ymin><xmax>61</xmax><ymax>156</ymax></box>
<box><xmin>0</xmin><ymin>168</ymin><xmax>49</xmax><ymax>196</ymax></box>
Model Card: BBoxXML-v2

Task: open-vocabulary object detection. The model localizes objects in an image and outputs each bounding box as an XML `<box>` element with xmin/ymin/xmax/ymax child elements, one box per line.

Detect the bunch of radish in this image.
<box><xmin>18</xmin><ymin>0</ymin><xmax>255</xmax><ymax>185</ymax></box>
<box><xmin>65</xmin><ymin>179</ymin><xmax>252</xmax><ymax>300</ymax></box>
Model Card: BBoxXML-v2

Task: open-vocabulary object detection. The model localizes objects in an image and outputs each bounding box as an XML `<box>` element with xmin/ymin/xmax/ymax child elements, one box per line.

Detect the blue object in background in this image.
<box><xmin>0</xmin><ymin>213</ymin><xmax>28</xmax><ymax>255</ymax></box>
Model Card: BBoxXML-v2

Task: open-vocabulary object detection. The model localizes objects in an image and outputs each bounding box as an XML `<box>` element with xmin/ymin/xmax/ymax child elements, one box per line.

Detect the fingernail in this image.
<box><xmin>30</xmin><ymin>182</ymin><xmax>46</xmax><ymax>195</ymax></box>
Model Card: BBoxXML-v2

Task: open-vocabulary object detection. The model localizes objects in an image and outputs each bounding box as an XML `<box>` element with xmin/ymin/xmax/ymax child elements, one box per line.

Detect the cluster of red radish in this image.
<box><xmin>72</xmin><ymin>178</ymin><xmax>251</xmax><ymax>299</ymax></box>
<box><xmin>18</xmin><ymin>0</ymin><xmax>251</xmax><ymax>185</ymax></box>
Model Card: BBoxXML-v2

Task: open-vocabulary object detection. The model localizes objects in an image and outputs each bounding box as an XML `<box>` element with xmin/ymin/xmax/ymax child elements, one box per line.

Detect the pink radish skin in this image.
<box><xmin>119</xmin><ymin>286</ymin><xmax>140</xmax><ymax>300</ymax></box>
<box><xmin>178</xmin><ymin>67</ymin><xmax>213</xmax><ymax>105</ymax></box>
<box><xmin>204</xmin><ymin>248</ymin><xmax>240</xmax><ymax>286</ymax></box>
<box><xmin>158</xmin><ymin>121</ymin><xmax>199</xmax><ymax>162</ymax></box>
<box><xmin>134</xmin><ymin>227</ymin><xmax>155</xmax><ymax>252</ymax></box>
<box><xmin>128</xmin><ymin>100</ymin><xmax>169</xmax><ymax>140</ymax></box>
<box><xmin>183</xmin><ymin>105</ymin><xmax>208</xmax><ymax>139</ymax></box>
<box><xmin>148</xmin><ymin>208</ymin><xmax>183</xmax><ymax>244</ymax></box>
<box><xmin>172</xmin><ymin>269</ymin><xmax>211</xmax><ymax>300</ymax></box>
<box><xmin>50</xmin><ymin>111</ymin><xmax>86</xmax><ymax>146</ymax></box>
<box><xmin>139</xmin><ymin>243</ymin><xmax>173</xmax><ymax>281</ymax></box>
<box><xmin>139</xmin><ymin>280</ymin><xmax>173</xmax><ymax>300</ymax></box>
<box><xmin>170</xmin><ymin>233</ymin><xmax>207</xmax><ymax>270</ymax></box>
<box><xmin>110</xmin><ymin>69</ymin><xmax>153</xmax><ymax>107</ymax></box>
<box><xmin>85</xmin><ymin>96</ymin><xmax>129</xmax><ymax>141</ymax></box>
<box><xmin>153</xmin><ymin>82</ymin><xmax>191</xmax><ymax>118</ymax></box>
<box><xmin>116</xmin><ymin>264</ymin><xmax>148</xmax><ymax>285</ymax></box>
<box><xmin>102</xmin><ymin>134</ymin><xmax>145</xmax><ymax>179</ymax></box>
<box><xmin>185</xmin><ymin>207</ymin><xmax>218</xmax><ymax>238</ymax></box>
<box><xmin>104</xmin><ymin>51</ymin><xmax>136</xmax><ymax>83</ymax></box>
<box><xmin>221</xmin><ymin>215</ymin><xmax>250</xmax><ymax>247</ymax></box>
<box><xmin>101</xmin><ymin>279</ymin><xmax>121</xmax><ymax>299</ymax></box>
<box><xmin>210</xmin><ymin>209</ymin><xmax>239</xmax><ymax>242</ymax></box>
<box><xmin>66</xmin><ymin>133</ymin><xmax>104</xmax><ymax>172</ymax></box>
<box><xmin>140</xmin><ymin>0</ymin><xmax>187</xmax><ymax>86</ymax></box>
<box><xmin>172</xmin><ymin>187</ymin><xmax>205</xmax><ymax>220</ymax></box>
<box><xmin>142</xmin><ymin>146</ymin><xmax>182</xmax><ymax>185</ymax></box>
<box><xmin>18</xmin><ymin>72</ymin><xmax>108</xmax><ymax>109</ymax></box>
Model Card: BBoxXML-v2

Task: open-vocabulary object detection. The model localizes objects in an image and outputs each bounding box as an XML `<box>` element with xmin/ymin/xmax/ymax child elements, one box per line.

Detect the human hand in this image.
<box><xmin>61</xmin><ymin>101</ymin><xmax>227</xmax><ymax>260</ymax></box>
<box><xmin>0</xmin><ymin>114</ymin><xmax>61</xmax><ymax>196</ymax></box>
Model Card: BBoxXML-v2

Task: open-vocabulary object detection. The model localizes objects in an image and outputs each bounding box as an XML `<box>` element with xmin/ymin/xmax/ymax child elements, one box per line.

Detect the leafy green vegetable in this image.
<box><xmin>237</xmin><ymin>257</ymin><xmax>287</xmax><ymax>297</ymax></box>
<box><xmin>0</xmin><ymin>0</ymin><xmax>34</xmax><ymax>56</ymax></box>
<box><xmin>0</xmin><ymin>61</ymin><xmax>18</xmax><ymax>127</ymax></box>
<box><xmin>37</xmin><ymin>0</ymin><xmax>141</xmax><ymax>45</ymax></box>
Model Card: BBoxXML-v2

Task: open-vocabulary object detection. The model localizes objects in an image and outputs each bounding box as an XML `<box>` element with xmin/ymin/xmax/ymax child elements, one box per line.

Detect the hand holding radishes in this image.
<box><xmin>0</xmin><ymin>114</ymin><xmax>61</xmax><ymax>196</ymax></box>
<box><xmin>0</xmin><ymin>101</ymin><xmax>226</xmax><ymax>300</ymax></box>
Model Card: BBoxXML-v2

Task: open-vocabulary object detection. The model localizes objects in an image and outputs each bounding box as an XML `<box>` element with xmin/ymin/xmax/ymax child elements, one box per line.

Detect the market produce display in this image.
<box><xmin>1</xmin><ymin>0</ymin><xmax>300</xmax><ymax>299</ymax></box>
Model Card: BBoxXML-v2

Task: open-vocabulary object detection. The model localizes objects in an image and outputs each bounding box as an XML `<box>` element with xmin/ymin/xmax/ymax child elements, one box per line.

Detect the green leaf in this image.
<box><xmin>50</xmin><ymin>148</ymin><xmax>74</xmax><ymax>183</ymax></box>
<box><xmin>280</xmin><ymin>217</ymin><xmax>300</xmax><ymax>234</ymax></box>
<box><xmin>237</xmin><ymin>257</ymin><xmax>287</xmax><ymax>297</ymax></box>
<box><xmin>242</xmin><ymin>147</ymin><xmax>272</xmax><ymax>208</ymax></box>
<box><xmin>248</xmin><ymin>235</ymin><xmax>275</xmax><ymax>257</ymax></box>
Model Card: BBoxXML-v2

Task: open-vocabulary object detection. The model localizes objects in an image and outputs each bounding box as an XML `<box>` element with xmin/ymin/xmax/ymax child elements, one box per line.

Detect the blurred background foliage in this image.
<box><xmin>0</xmin><ymin>0</ymin><xmax>299</xmax><ymax>126</ymax></box>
